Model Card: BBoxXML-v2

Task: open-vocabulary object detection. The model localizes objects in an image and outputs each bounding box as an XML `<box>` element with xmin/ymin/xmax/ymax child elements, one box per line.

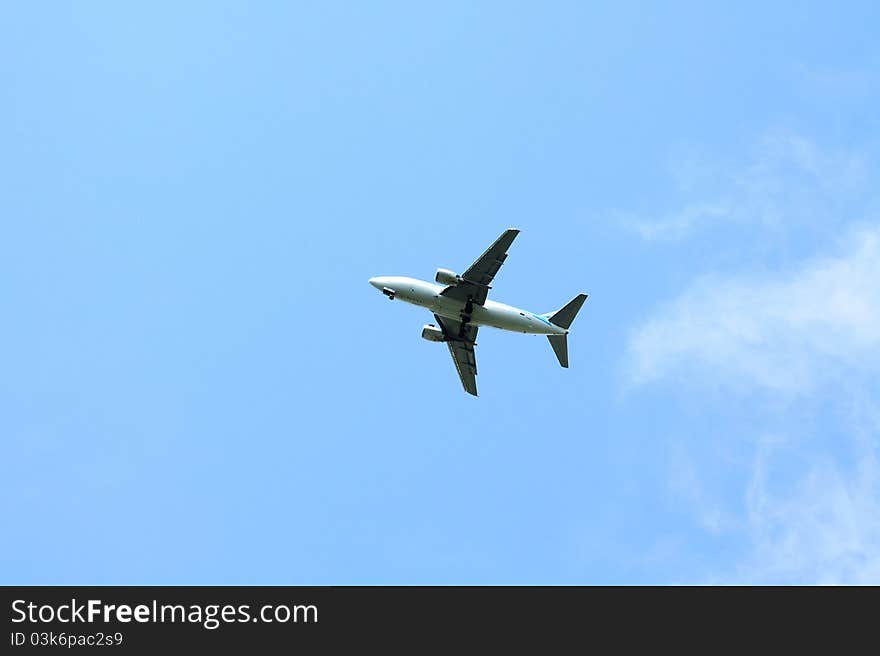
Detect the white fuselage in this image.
<box><xmin>368</xmin><ymin>276</ymin><xmax>567</xmax><ymax>335</ymax></box>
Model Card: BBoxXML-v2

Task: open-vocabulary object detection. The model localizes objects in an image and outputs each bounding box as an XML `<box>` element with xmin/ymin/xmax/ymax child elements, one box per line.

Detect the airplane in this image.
<box><xmin>369</xmin><ymin>228</ymin><xmax>588</xmax><ymax>396</ymax></box>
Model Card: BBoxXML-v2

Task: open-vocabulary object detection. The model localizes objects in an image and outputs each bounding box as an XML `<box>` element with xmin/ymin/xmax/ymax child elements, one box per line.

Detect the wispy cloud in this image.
<box><xmin>621</xmin><ymin>202</ymin><xmax>730</xmax><ymax>241</ymax></box>
<box><xmin>727</xmin><ymin>410</ymin><xmax>880</xmax><ymax>584</ymax></box>
<box><xmin>621</xmin><ymin>132</ymin><xmax>868</xmax><ymax>242</ymax></box>
<box><xmin>624</xmin><ymin>128</ymin><xmax>880</xmax><ymax>583</ymax></box>
<box><xmin>627</xmin><ymin>227</ymin><xmax>880</xmax><ymax>394</ymax></box>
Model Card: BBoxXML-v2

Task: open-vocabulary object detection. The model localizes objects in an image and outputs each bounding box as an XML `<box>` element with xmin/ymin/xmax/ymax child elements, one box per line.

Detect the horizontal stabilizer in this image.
<box><xmin>548</xmin><ymin>334</ymin><xmax>568</xmax><ymax>368</ymax></box>
<box><xmin>548</xmin><ymin>293</ymin><xmax>588</xmax><ymax>329</ymax></box>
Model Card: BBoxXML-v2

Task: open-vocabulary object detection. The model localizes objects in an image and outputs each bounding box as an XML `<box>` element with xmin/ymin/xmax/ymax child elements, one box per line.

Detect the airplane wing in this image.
<box><xmin>440</xmin><ymin>228</ymin><xmax>519</xmax><ymax>306</ymax></box>
<box><xmin>434</xmin><ymin>314</ymin><xmax>479</xmax><ymax>396</ymax></box>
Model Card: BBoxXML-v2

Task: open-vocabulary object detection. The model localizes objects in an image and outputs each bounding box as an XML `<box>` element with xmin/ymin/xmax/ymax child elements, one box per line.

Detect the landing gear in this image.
<box><xmin>457</xmin><ymin>296</ymin><xmax>476</xmax><ymax>339</ymax></box>
<box><xmin>460</xmin><ymin>297</ymin><xmax>474</xmax><ymax>322</ymax></box>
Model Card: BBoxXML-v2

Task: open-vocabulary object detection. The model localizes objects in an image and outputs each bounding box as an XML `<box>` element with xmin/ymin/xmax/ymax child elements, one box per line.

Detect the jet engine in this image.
<box><xmin>435</xmin><ymin>268</ymin><xmax>461</xmax><ymax>285</ymax></box>
<box><xmin>421</xmin><ymin>324</ymin><xmax>446</xmax><ymax>342</ymax></box>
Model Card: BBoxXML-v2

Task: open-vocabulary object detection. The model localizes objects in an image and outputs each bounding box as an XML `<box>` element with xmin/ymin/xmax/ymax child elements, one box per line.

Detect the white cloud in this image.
<box><xmin>624</xmin><ymin>129</ymin><xmax>880</xmax><ymax>583</ymax></box>
<box><xmin>630</xmin><ymin>229</ymin><xmax>880</xmax><ymax>581</ymax></box>
<box><xmin>726</xmin><ymin>418</ymin><xmax>880</xmax><ymax>584</ymax></box>
<box><xmin>623</xmin><ymin>132</ymin><xmax>867</xmax><ymax>241</ymax></box>
<box><xmin>621</xmin><ymin>202</ymin><xmax>730</xmax><ymax>241</ymax></box>
<box><xmin>628</xmin><ymin>227</ymin><xmax>880</xmax><ymax>394</ymax></box>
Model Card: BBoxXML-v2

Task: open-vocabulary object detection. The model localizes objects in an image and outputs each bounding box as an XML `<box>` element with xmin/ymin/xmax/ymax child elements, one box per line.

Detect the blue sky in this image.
<box><xmin>3</xmin><ymin>2</ymin><xmax>879</xmax><ymax>584</ymax></box>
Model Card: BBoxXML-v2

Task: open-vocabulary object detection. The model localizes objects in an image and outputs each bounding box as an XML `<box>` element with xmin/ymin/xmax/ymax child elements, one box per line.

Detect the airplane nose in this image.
<box><xmin>369</xmin><ymin>277</ymin><xmax>381</xmax><ymax>289</ymax></box>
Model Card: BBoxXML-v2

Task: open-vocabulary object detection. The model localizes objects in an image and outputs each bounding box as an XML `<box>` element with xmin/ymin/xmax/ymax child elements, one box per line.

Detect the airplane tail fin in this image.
<box><xmin>546</xmin><ymin>293</ymin><xmax>588</xmax><ymax>329</ymax></box>
<box><xmin>544</xmin><ymin>294</ymin><xmax>587</xmax><ymax>368</ymax></box>
<box><xmin>547</xmin><ymin>334</ymin><xmax>569</xmax><ymax>368</ymax></box>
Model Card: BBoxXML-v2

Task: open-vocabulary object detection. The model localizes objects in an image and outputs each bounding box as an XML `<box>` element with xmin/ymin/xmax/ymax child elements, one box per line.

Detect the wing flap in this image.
<box><xmin>434</xmin><ymin>314</ymin><xmax>479</xmax><ymax>396</ymax></box>
<box><xmin>440</xmin><ymin>228</ymin><xmax>519</xmax><ymax>306</ymax></box>
<box><xmin>447</xmin><ymin>341</ymin><xmax>478</xmax><ymax>396</ymax></box>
